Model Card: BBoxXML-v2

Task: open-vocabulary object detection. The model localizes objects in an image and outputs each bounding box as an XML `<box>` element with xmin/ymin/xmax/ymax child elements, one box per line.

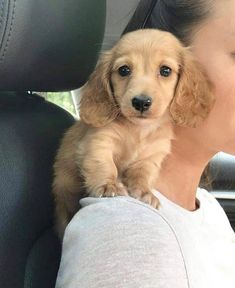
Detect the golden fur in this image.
<box><xmin>52</xmin><ymin>29</ymin><xmax>215</xmax><ymax>239</ymax></box>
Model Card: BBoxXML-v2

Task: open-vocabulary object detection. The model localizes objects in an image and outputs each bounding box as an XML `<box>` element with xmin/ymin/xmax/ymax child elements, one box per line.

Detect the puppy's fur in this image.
<box><xmin>53</xmin><ymin>29</ymin><xmax>215</xmax><ymax>238</ymax></box>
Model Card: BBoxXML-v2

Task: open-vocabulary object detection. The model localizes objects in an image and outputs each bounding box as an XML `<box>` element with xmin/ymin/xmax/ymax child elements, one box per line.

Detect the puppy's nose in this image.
<box><xmin>132</xmin><ymin>95</ymin><xmax>152</xmax><ymax>112</ymax></box>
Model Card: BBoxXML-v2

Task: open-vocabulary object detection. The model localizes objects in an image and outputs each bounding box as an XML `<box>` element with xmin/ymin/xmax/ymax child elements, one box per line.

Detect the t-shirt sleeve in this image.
<box><xmin>55</xmin><ymin>196</ymin><xmax>189</xmax><ymax>288</ymax></box>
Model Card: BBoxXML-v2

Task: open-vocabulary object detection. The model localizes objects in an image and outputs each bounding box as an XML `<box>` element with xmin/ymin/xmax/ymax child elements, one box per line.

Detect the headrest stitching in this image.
<box><xmin>0</xmin><ymin>0</ymin><xmax>17</xmax><ymax>63</ymax></box>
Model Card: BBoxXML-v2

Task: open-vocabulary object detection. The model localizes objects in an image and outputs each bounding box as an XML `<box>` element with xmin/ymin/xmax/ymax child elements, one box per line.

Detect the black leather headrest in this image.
<box><xmin>0</xmin><ymin>0</ymin><xmax>106</xmax><ymax>92</ymax></box>
<box><xmin>210</xmin><ymin>153</ymin><xmax>235</xmax><ymax>191</ymax></box>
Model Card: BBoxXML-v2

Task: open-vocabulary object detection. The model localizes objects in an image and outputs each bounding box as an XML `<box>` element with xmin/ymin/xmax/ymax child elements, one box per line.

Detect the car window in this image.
<box><xmin>38</xmin><ymin>91</ymin><xmax>78</xmax><ymax>117</ymax></box>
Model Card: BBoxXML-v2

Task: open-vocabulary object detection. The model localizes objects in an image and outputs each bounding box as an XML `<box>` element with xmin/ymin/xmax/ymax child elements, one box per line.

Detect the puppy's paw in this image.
<box><xmin>94</xmin><ymin>182</ymin><xmax>128</xmax><ymax>198</ymax></box>
<box><xmin>129</xmin><ymin>188</ymin><xmax>160</xmax><ymax>209</ymax></box>
<box><xmin>142</xmin><ymin>191</ymin><xmax>160</xmax><ymax>209</ymax></box>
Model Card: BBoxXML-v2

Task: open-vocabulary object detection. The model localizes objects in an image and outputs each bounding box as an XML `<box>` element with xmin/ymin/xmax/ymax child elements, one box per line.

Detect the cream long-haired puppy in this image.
<box><xmin>53</xmin><ymin>29</ymin><xmax>215</xmax><ymax>238</ymax></box>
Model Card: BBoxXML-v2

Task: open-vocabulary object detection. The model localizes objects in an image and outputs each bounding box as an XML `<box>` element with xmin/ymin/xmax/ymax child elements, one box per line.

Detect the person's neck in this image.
<box><xmin>154</xmin><ymin>127</ymin><xmax>216</xmax><ymax>211</ymax></box>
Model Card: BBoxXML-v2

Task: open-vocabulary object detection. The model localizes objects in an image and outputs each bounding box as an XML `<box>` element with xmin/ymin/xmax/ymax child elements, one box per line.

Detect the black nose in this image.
<box><xmin>132</xmin><ymin>95</ymin><xmax>152</xmax><ymax>112</ymax></box>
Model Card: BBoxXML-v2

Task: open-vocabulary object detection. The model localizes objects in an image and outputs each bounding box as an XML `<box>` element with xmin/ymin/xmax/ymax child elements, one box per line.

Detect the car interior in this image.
<box><xmin>0</xmin><ymin>1</ymin><xmax>234</xmax><ymax>287</ymax></box>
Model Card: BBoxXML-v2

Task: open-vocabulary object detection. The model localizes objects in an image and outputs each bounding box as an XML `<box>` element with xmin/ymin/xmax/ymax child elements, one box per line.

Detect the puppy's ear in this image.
<box><xmin>169</xmin><ymin>48</ymin><xmax>215</xmax><ymax>128</ymax></box>
<box><xmin>79</xmin><ymin>51</ymin><xmax>119</xmax><ymax>127</ymax></box>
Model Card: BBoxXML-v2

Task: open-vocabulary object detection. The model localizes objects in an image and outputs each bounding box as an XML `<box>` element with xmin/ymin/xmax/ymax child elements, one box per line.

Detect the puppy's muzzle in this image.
<box><xmin>132</xmin><ymin>95</ymin><xmax>152</xmax><ymax>113</ymax></box>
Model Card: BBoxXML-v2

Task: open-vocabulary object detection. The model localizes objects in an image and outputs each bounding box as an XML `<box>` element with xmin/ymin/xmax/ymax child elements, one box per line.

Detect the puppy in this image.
<box><xmin>53</xmin><ymin>29</ymin><xmax>215</xmax><ymax>239</ymax></box>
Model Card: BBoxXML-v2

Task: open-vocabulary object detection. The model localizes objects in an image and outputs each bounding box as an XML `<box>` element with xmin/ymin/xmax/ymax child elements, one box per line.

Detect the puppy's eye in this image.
<box><xmin>159</xmin><ymin>66</ymin><xmax>172</xmax><ymax>77</ymax></box>
<box><xmin>118</xmin><ymin>65</ymin><xmax>131</xmax><ymax>77</ymax></box>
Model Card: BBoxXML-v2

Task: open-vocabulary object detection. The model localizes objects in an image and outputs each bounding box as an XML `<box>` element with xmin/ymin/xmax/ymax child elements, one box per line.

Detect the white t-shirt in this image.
<box><xmin>55</xmin><ymin>188</ymin><xmax>235</xmax><ymax>288</ymax></box>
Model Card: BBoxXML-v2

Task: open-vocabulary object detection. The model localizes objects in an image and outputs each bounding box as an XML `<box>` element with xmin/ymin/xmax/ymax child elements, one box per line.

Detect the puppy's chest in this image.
<box><xmin>114</xmin><ymin>127</ymin><xmax>171</xmax><ymax>172</ymax></box>
<box><xmin>118</xmin><ymin>137</ymin><xmax>145</xmax><ymax>162</ymax></box>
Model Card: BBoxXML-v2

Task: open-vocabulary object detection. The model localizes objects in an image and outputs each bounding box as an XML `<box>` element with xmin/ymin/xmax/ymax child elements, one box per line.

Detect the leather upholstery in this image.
<box><xmin>0</xmin><ymin>92</ymin><xmax>75</xmax><ymax>287</ymax></box>
<box><xmin>0</xmin><ymin>0</ymin><xmax>106</xmax><ymax>287</ymax></box>
<box><xmin>210</xmin><ymin>153</ymin><xmax>235</xmax><ymax>231</ymax></box>
<box><xmin>0</xmin><ymin>0</ymin><xmax>106</xmax><ymax>91</ymax></box>
<box><xmin>210</xmin><ymin>153</ymin><xmax>235</xmax><ymax>191</ymax></box>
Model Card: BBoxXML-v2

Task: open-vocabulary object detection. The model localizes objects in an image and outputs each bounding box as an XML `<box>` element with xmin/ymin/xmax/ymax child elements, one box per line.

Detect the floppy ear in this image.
<box><xmin>169</xmin><ymin>48</ymin><xmax>215</xmax><ymax>128</ymax></box>
<box><xmin>79</xmin><ymin>51</ymin><xmax>119</xmax><ymax>127</ymax></box>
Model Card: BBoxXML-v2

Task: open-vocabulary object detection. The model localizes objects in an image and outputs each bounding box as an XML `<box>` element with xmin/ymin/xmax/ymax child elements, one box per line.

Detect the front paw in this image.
<box><xmin>129</xmin><ymin>188</ymin><xmax>160</xmax><ymax>209</ymax></box>
<box><xmin>92</xmin><ymin>182</ymin><xmax>128</xmax><ymax>198</ymax></box>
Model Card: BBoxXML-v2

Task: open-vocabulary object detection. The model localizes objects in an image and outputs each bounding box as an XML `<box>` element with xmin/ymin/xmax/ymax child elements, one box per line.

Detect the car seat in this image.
<box><xmin>0</xmin><ymin>1</ymin><xmax>106</xmax><ymax>287</ymax></box>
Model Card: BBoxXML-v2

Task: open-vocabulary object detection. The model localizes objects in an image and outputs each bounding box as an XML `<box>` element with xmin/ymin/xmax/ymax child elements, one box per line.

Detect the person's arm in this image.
<box><xmin>55</xmin><ymin>196</ymin><xmax>188</xmax><ymax>288</ymax></box>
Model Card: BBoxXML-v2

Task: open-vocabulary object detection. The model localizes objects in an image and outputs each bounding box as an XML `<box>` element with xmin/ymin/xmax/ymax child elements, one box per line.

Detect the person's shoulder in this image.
<box><xmin>77</xmin><ymin>196</ymin><xmax>172</xmax><ymax>229</ymax></box>
<box><xmin>65</xmin><ymin>196</ymin><xmax>179</xmax><ymax>245</ymax></box>
<box><xmin>197</xmin><ymin>187</ymin><xmax>215</xmax><ymax>201</ymax></box>
<box><xmin>197</xmin><ymin>187</ymin><xmax>223</xmax><ymax>208</ymax></box>
<box><xmin>65</xmin><ymin>196</ymin><xmax>187</xmax><ymax>273</ymax></box>
<box><xmin>197</xmin><ymin>188</ymin><xmax>233</xmax><ymax>226</ymax></box>
<box><xmin>58</xmin><ymin>197</ymin><xmax>189</xmax><ymax>288</ymax></box>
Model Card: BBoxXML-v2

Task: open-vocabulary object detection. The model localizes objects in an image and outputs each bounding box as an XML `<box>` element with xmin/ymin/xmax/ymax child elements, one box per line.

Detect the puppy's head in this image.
<box><xmin>79</xmin><ymin>29</ymin><xmax>215</xmax><ymax>127</ymax></box>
